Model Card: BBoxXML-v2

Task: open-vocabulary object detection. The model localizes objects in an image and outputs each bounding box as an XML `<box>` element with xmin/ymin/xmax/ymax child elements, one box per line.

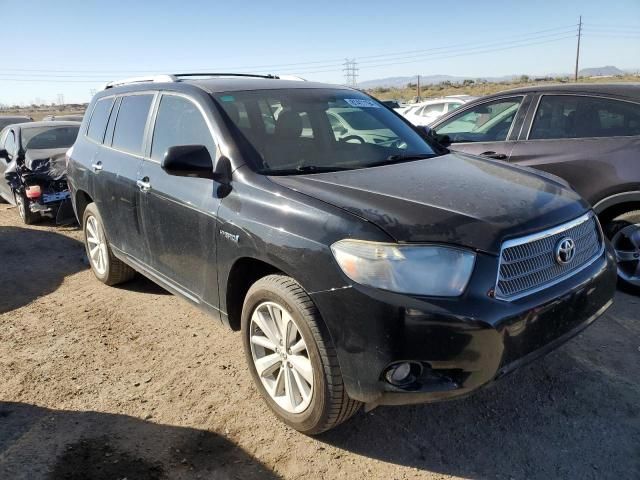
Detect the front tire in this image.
<box><xmin>83</xmin><ymin>202</ymin><xmax>136</xmax><ymax>286</ymax></box>
<box><xmin>241</xmin><ymin>274</ymin><xmax>361</xmax><ymax>434</ymax></box>
<box><xmin>604</xmin><ymin>210</ymin><xmax>640</xmax><ymax>292</ymax></box>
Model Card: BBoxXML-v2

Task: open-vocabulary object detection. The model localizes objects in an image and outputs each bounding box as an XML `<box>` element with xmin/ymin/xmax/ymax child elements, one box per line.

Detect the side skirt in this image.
<box><xmin>110</xmin><ymin>245</ymin><xmax>225</xmax><ymax>324</ymax></box>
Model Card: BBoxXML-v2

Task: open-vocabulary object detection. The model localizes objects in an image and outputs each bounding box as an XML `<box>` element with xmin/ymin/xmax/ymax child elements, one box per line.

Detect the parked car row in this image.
<box><xmin>399</xmin><ymin>95</ymin><xmax>477</xmax><ymax>126</ymax></box>
<box><xmin>59</xmin><ymin>73</ymin><xmax>633</xmax><ymax>434</ymax></box>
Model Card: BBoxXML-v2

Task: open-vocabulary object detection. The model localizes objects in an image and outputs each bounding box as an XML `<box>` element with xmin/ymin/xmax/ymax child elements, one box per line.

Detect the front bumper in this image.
<box><xmin>310</xmin><ymin>245</ymin><xmax>617</xmax><ymax>405</ymax></box>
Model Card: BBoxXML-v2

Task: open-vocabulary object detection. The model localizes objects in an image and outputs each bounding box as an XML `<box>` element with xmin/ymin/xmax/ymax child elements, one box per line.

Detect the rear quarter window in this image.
<box><xmin>87</xmin><ymin>97</ymin><xmax>115</xmax><ymax>143</ymax></box>
<box><xmin>111</xmin><ymin>94</ymin><xmax>154</xmax><ymax>155</ymax></box>
<box><xmin>530</xmin><ymin>95</ymin><xmax>640</xmax><ymax>139</ymax></box>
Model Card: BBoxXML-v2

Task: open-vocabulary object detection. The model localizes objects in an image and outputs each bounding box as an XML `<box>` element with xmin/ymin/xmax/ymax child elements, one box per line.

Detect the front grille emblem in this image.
<box><xmin>555</xmin><ymin>237</ymin><xmax>576</xmax><ymax>265</ymax></box>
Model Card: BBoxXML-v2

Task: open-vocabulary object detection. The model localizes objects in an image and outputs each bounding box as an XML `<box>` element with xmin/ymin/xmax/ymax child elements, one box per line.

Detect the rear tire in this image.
<box><xmin>604</xmin><ymin>210</ymin><xmax>640</xmax><ymax>293</ymax></box>
<box><xmin>241</xmin><ymin>274</ymin><xmax>361</xmax><ymax>434</ymax></box>
<box><xmin>83</xmin><ymin>202</ymin><xmax>136</xmax><ymax>286</ymax></box>
<box><xmin>14</xmin><ymin>191</ymin><xmax>39</xmax><ymax>225</ymax></box>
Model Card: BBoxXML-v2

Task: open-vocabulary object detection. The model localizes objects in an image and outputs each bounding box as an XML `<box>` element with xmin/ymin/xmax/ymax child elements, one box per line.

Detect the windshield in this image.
<box><xmin>214</xmin><ymin>89</ymin><xmax>435</xmax><ymax>174</ymax></box>
<box><xmin>21</xmin><ymin>125</ymin><xmax>80</xmax><ymax>150</ymax></box>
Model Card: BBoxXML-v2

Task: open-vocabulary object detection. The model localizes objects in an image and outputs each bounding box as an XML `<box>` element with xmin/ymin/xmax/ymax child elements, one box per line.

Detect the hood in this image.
<box><xmin>269</xmin><ymin>153</ymin><xmax>589</xmax><ymax>254</ymax></box>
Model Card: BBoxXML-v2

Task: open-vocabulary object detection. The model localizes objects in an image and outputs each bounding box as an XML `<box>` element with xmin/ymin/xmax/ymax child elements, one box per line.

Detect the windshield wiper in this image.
<box><xmin>366</xmin><ymin>153</ymin><xmax>436</xmax><ymax>168</ymax></box>
<box><xmin>262</xmin><ymin>165</ymin><xmax>355</xmax><ymax>175</ymax></box>
<box><xmin>296</xmin><ymin>165</ymin><xmax>354</xmax><ymax>173</ymax></box>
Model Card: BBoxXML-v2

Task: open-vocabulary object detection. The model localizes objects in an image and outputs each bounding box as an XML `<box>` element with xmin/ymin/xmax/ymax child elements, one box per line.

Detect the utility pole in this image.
<box><xmin>574</xmin><ymin>15</ymin><xmax>582</xmax><ymax>82</ymax></box>
<box><xmin>417</xmin><ymin>75</ymin><xmax>421</xmax><ymax>100</ymax></box>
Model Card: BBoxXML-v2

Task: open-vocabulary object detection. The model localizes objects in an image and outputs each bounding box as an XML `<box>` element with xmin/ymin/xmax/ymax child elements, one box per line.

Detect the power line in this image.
<box><xmin>0</xmin><ymin>23</ymin><xmax>635</xmax><ymax>84</ymax></box>
<box><xmin>335</xmin><ymin>35</ymin><xmax>578</xmax><ymax>72</ymax></box>
<box><xmin>355</xmin><ymin>30</ymin><xmax>577</xmax><ymax>66</ymax></box>
<box><xmin>0</xmin><ymin>35</ymin><xmax>582</xmax><ymax>82</ymax></box>
<box><xmin>0</xmin><ymin>23</ymin><xmax>580</xmax><ymax>77</ymax></box>
<box><xmin>586</xmin><ymin>23</ymin><xmax>640</xmax><ymax>30</ymax></box>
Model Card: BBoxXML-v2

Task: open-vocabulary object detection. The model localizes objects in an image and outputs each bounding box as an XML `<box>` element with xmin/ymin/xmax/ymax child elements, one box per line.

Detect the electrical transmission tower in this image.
<box><xmin>89</xmin><ymin>89</ymin><xmax>97</xmax><ymax>98</ymax></box>
<box><xmin>57</xmin><ymin>93</ymin><xmax>65</xmax><ymax>106</ymax></box>
<box><xmin>343</xmin><ymin>58</ymin><xmax>359</xmax><ymax>87</ymax></box>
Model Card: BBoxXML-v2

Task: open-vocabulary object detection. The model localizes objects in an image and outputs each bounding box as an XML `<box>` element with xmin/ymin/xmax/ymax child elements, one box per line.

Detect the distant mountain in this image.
<box><xmin>578</xmin><ymin>65</ymin><xmax>626</xmax><ymax>77</ymax></box>
<box><xmin>358</xmin><ymin>66</ymin><xmax>635</xmax><ymax>89</ymax></box>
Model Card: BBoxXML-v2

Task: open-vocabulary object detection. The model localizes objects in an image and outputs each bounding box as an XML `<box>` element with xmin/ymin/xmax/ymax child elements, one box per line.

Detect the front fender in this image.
<box><xmin>215</xmin><ymin>173</ymin><xmax>392</xmax><ymax>313</ymax></box>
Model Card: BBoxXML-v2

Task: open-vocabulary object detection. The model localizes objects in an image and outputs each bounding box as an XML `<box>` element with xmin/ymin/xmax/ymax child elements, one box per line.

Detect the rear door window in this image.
<box><xmin>87</xmin><ymin>97</ymin><xmax>115</xmax><ymax>143</ymax></box>
<box><xmin>529</xmin><ymin>95</ymin><xmax>640</xmax><ymax>139</ymax></box>
<box><xmin>150</xmin><ymin>95</ymin><xmax>216</xmax><ymax>162</ymax></box>
<box><xmin>421</xmin><ymin>103</ymin><xmax>445</xmax><ymax>117</ymax></box>
<box><xmin>435</xmin><ymin>97</ymin><xmax>522</xmax><ymax>143</ymax></box>
<box><xmin>112</xmin><ymin>94</ymin><xmax>154</xmax><ymax>155</ymax></box>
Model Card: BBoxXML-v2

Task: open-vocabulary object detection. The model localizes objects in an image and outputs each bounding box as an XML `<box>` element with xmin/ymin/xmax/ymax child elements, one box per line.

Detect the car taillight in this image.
<box><xmin>25</xmin><ymin>185</ymin><xmax>42</xmax><ymax>199</ymax></box>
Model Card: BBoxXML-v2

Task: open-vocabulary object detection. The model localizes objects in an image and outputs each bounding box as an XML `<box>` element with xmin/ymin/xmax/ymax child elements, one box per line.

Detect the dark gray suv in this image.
<box><xmin>431</xmin><ymin>83</ymin><xmax>640</xmax><ymax>290</ymax></box>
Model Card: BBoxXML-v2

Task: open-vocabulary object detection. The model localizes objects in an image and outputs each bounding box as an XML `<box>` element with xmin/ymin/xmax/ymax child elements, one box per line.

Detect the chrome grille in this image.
<box><xmin>495</xmin><ymin>213</ymin><xmax>603</xmax><ymax>300</ymax></box>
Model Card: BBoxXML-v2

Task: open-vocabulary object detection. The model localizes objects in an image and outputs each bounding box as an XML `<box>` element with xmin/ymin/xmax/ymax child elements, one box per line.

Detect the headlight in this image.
<box><xmin>330</xmin><ymin>239</ymin><xmax>475</xmax><ymax>296</ymax></box>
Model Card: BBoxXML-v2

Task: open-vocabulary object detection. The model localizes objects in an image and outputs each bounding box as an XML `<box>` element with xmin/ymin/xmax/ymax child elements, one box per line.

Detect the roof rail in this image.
<box><xmin>173</xmin><ymin>73</ymin><xmax>279</xmax><ymax>79</ymax></box>
<box><xmin>101</xmin><ymin>72</ymin><xmax>307</xmax><ymax>91</ymax></box>
<box><xmin>103</xmin><ymin>74</ymin><xmax>177</xmax><ymax>89</ymax></box>
<box><xmin>277</xmin><ymin>75</ymin><xmax>307</xmax><ymax>82</ymax></box>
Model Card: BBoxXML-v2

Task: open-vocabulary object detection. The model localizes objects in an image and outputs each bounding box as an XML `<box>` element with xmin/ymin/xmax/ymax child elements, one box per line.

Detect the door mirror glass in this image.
<box><xmin>162</xmin><ymin>145</ymin><xmax>214</xmax><ymax>179</ymax></box>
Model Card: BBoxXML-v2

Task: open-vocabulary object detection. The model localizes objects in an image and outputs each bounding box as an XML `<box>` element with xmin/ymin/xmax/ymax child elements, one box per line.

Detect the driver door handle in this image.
<box><xmin>91</xmin><ymin>161</ymin><xmax>103</xmax><ymax>172</ymax></box>
<box><xmin>136</xmin><ymin>178</ymin><xmax>151</xmax><ymax>192</ymax></box>
<box><xmin>480</xmin><ymin>151</ymin><xmax>507</xmax><ymax>160</ymax></box>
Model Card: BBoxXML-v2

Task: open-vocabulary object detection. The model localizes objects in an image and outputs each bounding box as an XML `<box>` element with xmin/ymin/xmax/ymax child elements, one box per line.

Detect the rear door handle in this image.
<box><xmin>91</xmin><ymin>161</ymin><xmax>103</xmax><ymax>172</ymax></box>
<box><xmin>136</xmin><ymin>179</ymin><xmax>151</xmax><ymax>192</ymax></box>
<box><xmin>480</xmin><ymin>151</ymin><xmax>507</xmax><ymax>160</ymax></box>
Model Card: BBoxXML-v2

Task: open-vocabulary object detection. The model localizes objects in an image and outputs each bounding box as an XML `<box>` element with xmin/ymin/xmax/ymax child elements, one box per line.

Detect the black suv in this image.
<box><xmin>68</xmin><ymin>74</ymin><xmax>616</xmax><ymax>434</ymax></box>
<box><xmin>430</xmin><ymin>83</ymin><xmax>640</xmax><ymax>290</ymax></box>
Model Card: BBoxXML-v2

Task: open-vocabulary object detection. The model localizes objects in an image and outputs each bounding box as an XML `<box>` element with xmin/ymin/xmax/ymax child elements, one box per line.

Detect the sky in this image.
<box><xmin>0</xmin><ymin>0</ymin><xmax>639</xmax><ymax>105</ymax></box>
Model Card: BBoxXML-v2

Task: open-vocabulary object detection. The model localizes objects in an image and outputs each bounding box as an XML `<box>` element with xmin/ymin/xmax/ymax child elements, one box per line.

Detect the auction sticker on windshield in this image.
<box><xmin>344</xmin><ymin>98</ymin><xmax>381</xmax><ymax>108</ymax></box>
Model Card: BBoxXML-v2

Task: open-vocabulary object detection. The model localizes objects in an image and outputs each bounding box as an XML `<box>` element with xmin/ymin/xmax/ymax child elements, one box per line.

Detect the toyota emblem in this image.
<box><xmin>555</xmin><ymin>237</ymin><xmax>576</xmax><ymax>265</ymax></box>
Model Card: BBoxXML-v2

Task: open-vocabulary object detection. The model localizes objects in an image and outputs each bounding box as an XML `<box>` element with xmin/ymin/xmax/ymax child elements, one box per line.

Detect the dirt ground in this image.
<box><xmin>0</xmin><ymin>203</ymin><xmax>638</xmax><ymax>480</ymax></box>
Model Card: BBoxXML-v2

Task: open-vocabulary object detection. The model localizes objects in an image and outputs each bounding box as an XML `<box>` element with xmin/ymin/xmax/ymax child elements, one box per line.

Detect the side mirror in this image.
<box><xmin>0</xmin><ymin>149</ymin><xmax>8</xmax><ymax>160</ymax></box>
<box><xmin>417</xmin><ymin>125</ymin><xmax>433</xmax><ymax>136</ymax></box>
<box><xmin>434</xmin><ymin>133</ymin><xmax>451</xmax><ymax>147</ymax></box>
<box><xmin>415</xmin><ymin>126</ymin><xmax>451</xmax><ymax>148</ymax></box>
<box><xmin>162</xmin><ymin>145</ymin><xmax>215</xmax><ymax>179</ymax></box>
<box><xmin>162</xmin><ymin>145</ymin><xmax>232</xmax><ymax>184</ymax></box>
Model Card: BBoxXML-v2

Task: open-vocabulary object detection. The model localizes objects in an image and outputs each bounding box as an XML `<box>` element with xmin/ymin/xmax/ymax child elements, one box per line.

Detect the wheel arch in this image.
<box><xmin>74</xmin><ymin>189</ymin><xmax>94</xmax><ymax>223</ymax></box>
<box><xmin>594</xmin><ymin>191</ymin><xmax>640</xmax><ymax>225</ymax></box>
<box><xmin>224</xmin><ymin>257</ymin><xmax>285</xmax><ymax>331</ymax></box>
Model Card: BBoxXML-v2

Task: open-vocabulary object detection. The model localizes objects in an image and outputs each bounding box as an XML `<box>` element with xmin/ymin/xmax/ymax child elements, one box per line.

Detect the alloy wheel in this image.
<box><xmin>16</xmin><ymin>194</ymin><xmax>25</xmax><ymax>220</ymax></box>
<box><xmin>249</xmin><ymin>301</ymin><xmax>313</xmax><ymax>414</ymax></box>
<box><xmin>85</xmin><ymin>215</ymin><xmax>108</xmax><ymax>276</ymax></box>
<box><xmin>611</xmin><ymin>223</ymin><xmax>640</xmax><ymax>286</ymax></box>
